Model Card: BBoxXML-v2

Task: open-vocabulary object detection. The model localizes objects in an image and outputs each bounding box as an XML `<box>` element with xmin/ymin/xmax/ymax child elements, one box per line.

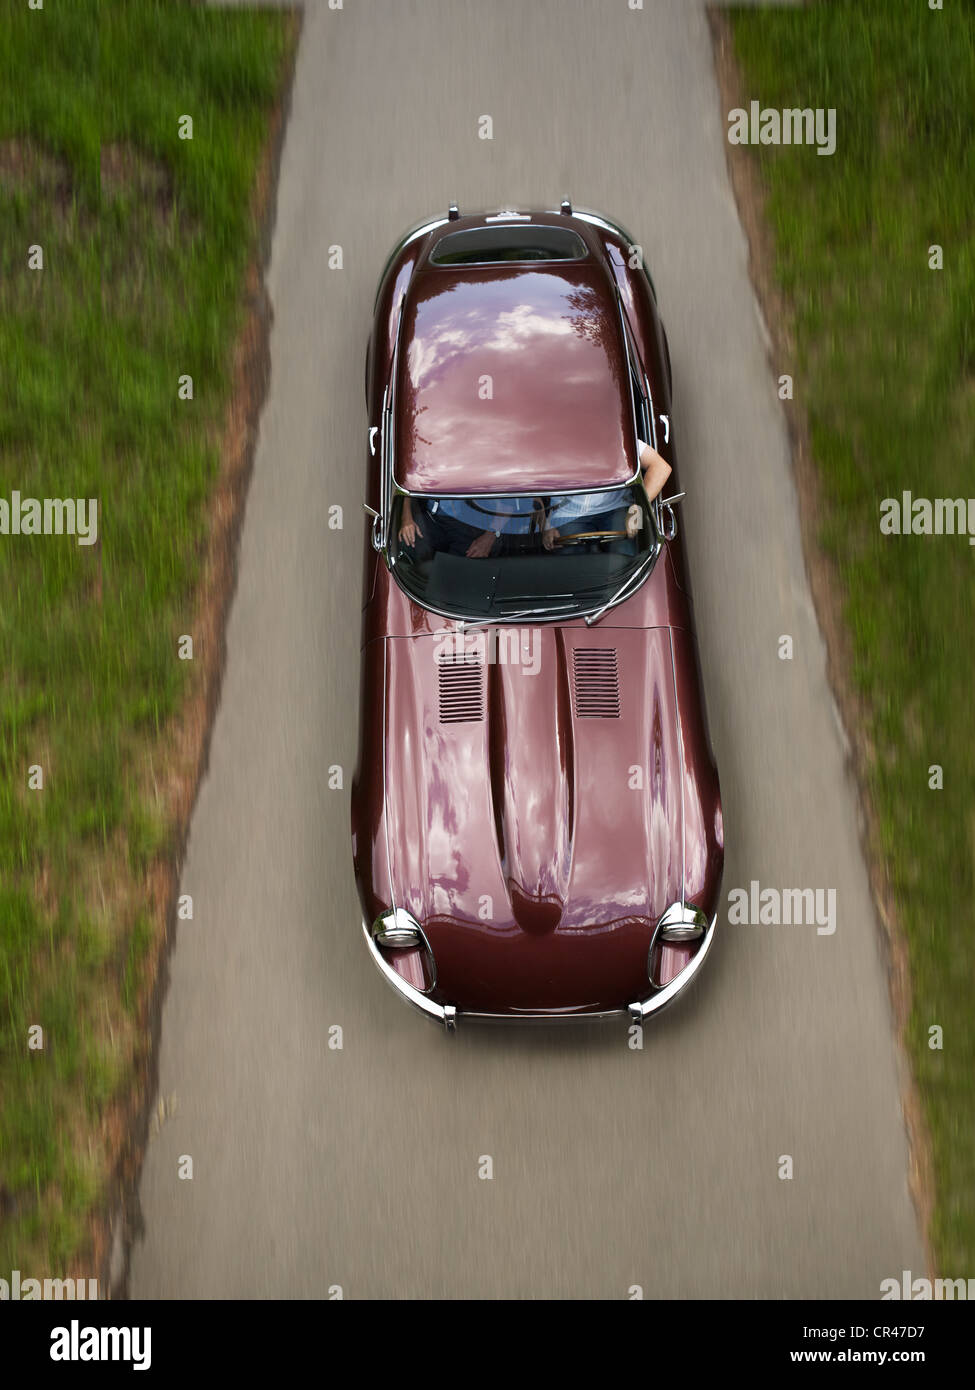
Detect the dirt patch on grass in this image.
<box><xmin>99</xmin><ymin>142</ymin><xmax>174</xmax><ymax>218</ymax></box>
<box><xmin>707</xmin><ymin>5</ymin><xmax>937</xmax><ymax>1277</ymax></box>
<box><xmin>0</xmin><ymin>139</ymin><xmax>74</xmax><ymax>210</ymax></box>
<box><xmin>99</xmin><ymin>142</ymin><xmax>197</xmax><ymax>311</ymax></box>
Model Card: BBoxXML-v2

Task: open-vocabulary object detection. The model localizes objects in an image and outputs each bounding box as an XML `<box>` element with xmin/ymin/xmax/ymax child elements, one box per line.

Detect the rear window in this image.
<box><xmin>429</xmin><ymin>225</ymin><xmax>589</xmax><ymax>267</ymax></box>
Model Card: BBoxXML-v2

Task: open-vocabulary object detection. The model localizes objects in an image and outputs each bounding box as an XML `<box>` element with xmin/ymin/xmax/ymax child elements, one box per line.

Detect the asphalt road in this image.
<box><xmin>129</xmin><ymin>0</ymin><xmax>924</xmax><ymax>1299</ymax></box>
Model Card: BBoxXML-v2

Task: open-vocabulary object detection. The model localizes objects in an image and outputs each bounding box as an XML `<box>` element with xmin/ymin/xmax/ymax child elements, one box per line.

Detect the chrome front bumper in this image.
<box><xmin>360</xmin><ymin>912</ymin><xmax>718</xmax><ymax>1033</ymax></box>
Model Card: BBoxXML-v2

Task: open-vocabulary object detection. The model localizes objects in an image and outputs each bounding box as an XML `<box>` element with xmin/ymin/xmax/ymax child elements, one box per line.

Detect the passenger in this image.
<box><xmin>399</xmin><ymin>494</ymin><xmax>545</xmax><ymax>559</ymax></box>
<box><xmin>542</xmin><ymin>440</ymin><xmax>671</xmax><ymax>550</ymax></box>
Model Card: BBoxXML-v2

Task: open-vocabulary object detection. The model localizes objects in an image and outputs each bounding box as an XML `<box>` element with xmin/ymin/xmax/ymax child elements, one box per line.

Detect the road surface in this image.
<box><xmin>129</xmin><ymin>0</ymin><xmax>923</xmax><ymax>1299</ymax></box>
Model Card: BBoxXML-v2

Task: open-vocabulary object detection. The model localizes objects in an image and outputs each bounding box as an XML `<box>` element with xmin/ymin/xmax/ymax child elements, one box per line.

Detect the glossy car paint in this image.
<box><xmin>398</xmin><ymin>265</ymin><xmax>637</xmax><ymax>495</ymax></box>
<box><xmin>352</xmin><ymin>209</ymin><xmax>723</xmax><ymax>1019</ymax></box>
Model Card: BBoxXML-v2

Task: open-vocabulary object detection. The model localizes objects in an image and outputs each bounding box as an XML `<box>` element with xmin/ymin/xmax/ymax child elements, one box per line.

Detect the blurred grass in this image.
<box><xmin>0</xmin><ymin>0</ymin><xmax>293</xmax><ymax>1273</ymax></box>
<box><xmin>731</xmin><ymin>0</ymin><xmax>975</xmax><ymax>1271</ymax></box>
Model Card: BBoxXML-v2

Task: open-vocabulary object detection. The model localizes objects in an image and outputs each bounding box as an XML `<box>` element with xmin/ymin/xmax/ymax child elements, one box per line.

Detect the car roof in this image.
<box><xmin>394</xmin><ymin>261</ymin><xmax>637</xmax><ymax>496</ymax></box>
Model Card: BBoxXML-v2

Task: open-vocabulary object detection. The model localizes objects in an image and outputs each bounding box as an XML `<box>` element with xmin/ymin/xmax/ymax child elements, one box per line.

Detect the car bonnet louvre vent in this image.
<box><xmin>572</xmin><ymin>649</ymin><xmax>621</xmax><ymax>718</ymax></box>
<box><xmin>438</xmin><ymin>661</ymin><xmax>485</xmax><ymax>724</ymax></box>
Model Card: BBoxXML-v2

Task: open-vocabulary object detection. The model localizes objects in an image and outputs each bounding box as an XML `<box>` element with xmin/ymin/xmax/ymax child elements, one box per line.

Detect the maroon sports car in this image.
<box><xmin>352</xmin><ymin>204</ymin><xmax>723</xmax><ymax>1030</ymax></box>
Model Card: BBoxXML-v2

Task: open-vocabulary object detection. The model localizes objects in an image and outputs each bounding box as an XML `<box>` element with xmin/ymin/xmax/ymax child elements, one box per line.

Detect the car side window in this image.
<box><xmin>621</xmin><ymin>312</ymin><xmax>655</xmax><ymax>455</ymax></box>
<box><xmin>629</xmin><ymin>361</ymin><xmax>652</xmax><ymax>449</ymax></box>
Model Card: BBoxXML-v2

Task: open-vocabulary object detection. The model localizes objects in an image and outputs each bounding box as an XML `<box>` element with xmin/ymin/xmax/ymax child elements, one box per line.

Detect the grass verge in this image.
<box><xmin>0</xmin><ymin>0</ymin><xmax>297</xmax><ymax>1277</ymax></box>
<box><xmin>723</xmin><ymin>0</ymin><xmax>975</xmax><ymax>1271</ymax></box>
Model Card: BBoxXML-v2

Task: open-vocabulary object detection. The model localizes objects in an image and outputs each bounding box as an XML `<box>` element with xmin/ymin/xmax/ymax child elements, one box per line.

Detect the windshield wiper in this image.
<box><xmin>457</xmin><ymin>559</ymin><xmax>656</xmax><ymax>629</ymax></box>
<box><xmin>584</xmin><ymin>546</ymin><xmax>658</xmax><ymax>627</ymax></box>
<box><xmin>458</xmin><ymin>602</ymin><xmax>577</xmax><ymax>629</ymax></box>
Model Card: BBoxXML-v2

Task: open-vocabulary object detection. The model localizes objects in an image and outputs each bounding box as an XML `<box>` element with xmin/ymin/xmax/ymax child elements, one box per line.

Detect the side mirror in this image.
<box><xmin>656</xmin><ymin>492</ymin><xmax>685</xmax><ymax>542</ymax></box>
<box><xmin>363</xmin><ymin>502</ymin><xmax>384</xmax><ymax>553</ymax></box>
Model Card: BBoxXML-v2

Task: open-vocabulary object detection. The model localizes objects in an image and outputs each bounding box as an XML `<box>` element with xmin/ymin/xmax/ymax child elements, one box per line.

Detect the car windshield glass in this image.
<box><xmin>389</xmin><ymin>485</ymin><xmax>658</xmax><ymax>621</ymax></box>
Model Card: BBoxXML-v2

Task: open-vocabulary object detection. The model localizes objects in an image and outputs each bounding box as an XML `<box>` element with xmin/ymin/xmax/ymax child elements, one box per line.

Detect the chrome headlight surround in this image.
<box><xmin>362</xmin><ymin>902</ymin><xmax>715</xmax><ymax>1031</ymax></box>
<box><xmin>370</xmin><ymin>907</ymin><xmax>438</xmax><ymax>995</ymax></box>
<box><xmin>626</xmin><ymin>901</ymin><xmax>717</xmax><ymax>1024</ymax></box>
<box><xmin>655</xmin><ymin>900</ymin><xmax>709</xmax><ymax>945</ymax></box>
<box><xmin>362</xmin><ymin>912</ymin><xmax>454</xmax><ymax>1030</ymax></box>
<box><xmin>372</xmin><ymin>906</ymin><xmax>425</xmax><ymax>950</ymax></box>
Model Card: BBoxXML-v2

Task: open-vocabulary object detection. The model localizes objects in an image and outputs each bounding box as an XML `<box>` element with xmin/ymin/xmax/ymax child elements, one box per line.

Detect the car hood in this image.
<box><xmin>380</xmin><ymin>625</ymin><xmax>684</xmax><ymax>1012</ymax></box>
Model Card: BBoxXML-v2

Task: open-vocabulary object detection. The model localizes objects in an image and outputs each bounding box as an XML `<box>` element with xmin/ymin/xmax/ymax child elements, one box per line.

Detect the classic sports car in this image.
<box><xmin>351</xmin><ymin>203</ymin><xmax>723</xmax><ymax>1030</ymax></box>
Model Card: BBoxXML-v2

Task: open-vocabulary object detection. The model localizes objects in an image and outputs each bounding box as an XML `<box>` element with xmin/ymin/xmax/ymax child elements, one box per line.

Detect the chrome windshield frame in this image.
<box><xmin>384</xmin><ymin>483</ymin><xmax>659</xmax><ymax>627</ymax></box>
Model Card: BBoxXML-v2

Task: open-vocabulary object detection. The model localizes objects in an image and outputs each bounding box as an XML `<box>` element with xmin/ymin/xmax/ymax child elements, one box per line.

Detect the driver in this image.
<box><xmin>542</xmin><ymin>439</ymin><xmax>671</xmax><ymax>550</ymax></box>
<box><xmin>399</xmin><ymin>493</ymin><xmax>545</xmax><ymax>559</ymax></box>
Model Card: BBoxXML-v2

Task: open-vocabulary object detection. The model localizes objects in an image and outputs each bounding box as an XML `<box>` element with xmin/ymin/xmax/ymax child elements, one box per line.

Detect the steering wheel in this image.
<box><xmin>552</xmin><ymin>529</ymin><xmax>628</xmax><ymax>546</ymax></box>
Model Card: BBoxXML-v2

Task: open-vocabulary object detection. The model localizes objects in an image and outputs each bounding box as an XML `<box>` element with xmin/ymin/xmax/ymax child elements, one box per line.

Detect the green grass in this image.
<box><xmin>730</xmin><ymin>0</ymin><xmax>975</xmax><ymax>1271</ymax></box>
<box><xmin>0</xmin><ymin>0</ymin><xmax>294</xmax><ymax>1274</ymax></box>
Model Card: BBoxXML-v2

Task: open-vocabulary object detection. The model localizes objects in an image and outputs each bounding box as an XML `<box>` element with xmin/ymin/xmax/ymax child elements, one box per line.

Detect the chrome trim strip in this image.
<box><xmin>383</xmin><ymin>578</ymin><xmax>656</xmax><ymax>630</ymax></box>
<box><xmin>460</xmin><ymin>603</ymin><xmax>578</xmax><ymax>630</ymax></box>
<box><xmin>668</xmin><ymin>626</ymin><xmax>686</xmax><ymax>904</ymax></box>
<box><xmin>379</xmin><ymin>294</ymin><xmax>406</xmax><ymax>554</ymax></box>
<box><xmin>373</xmin><ymin>216</ymin><xmax>450</xmax><ymax>310</ymax></box>
<box><xmin>361</xmin><ymin>918</ymin><xmax>449</xmax><ymax>1027</ymax></box>
<box><xmin>384</xmin><ymin>481</ymin><xmax>658</xmax><ymax>626</ymax></box>
<box><xmin>617</xmin><ymin>286</ymin><xmax>658</xmax><ymax>456</ymax></box>
<box><xmin>655</xmin><ymin>900</ymin><xmax>708</xmax><ymax>945</ymax></box>
<box><xmin>627</xmin><ymin>912</ymin><xmax>717</xmax><ymax>1022</ymax></box>
<box><xmin>380</xmin><ymin>640</ymin><xmax>396</xmax><ymax>911</ymax></box>
<box><xmin>616</xmin><ymin>287</ymin><xmax>640</xmax><ymax>481</ymax></box>
<box><xmin>646</xmin><ymin>381</ymin><xmax>658</xmax><ymax>453</ymax></box>
<box><xmin>457</xmin><ymin>1007</ymin><xmax>627</xmax><ymax>1026</ymax></box>
<box><xmin>567</xmin><ymin>206</ymin><xmax>639</xmax><ymax>246</ymax></box>
<box><xmin>372</xmin><ymin>906</ymin><xmax>420</xmax><ymax>948</ymax></box>
<box><xmin>584</xmin><ymin>544</ymin><xmax>660</xmax><ymax>627</ymax></box>
<box><xmin>390</xmin><ymin>476</ymin><xmax>642</xmax><ymax>500</ymax></box>
<box><xmin>566</xmin><ymin>206</ymin><xmax>658</xmax><ymax>303</ymax></box>
<box><xmin>371</xmin><ymin>908</ymin><xmax>437</xmax><ymax>990</ymax></box>
<box><xmin>360</xmin><ymin>911</ymin><xmax>717</xmax><ymax>1029</ymax></box>
<box><xmin>372</xmin><ymin>384</ymin><xmax>388</xmax><ymax>553</ymax></box>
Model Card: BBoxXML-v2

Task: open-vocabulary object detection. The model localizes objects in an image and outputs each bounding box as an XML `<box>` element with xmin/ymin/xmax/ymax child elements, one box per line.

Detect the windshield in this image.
<box><xmin>389</xmin><ymin>485</ymin><xmax>659</xmax><ymax>621</ymax></box>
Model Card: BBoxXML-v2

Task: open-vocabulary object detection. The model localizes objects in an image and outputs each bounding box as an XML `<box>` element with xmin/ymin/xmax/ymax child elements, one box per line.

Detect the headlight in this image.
<box><xmin>371</xmin><ymin>907</ymin><xmax>438</xmax><ymax>995</ymax></box>
<box><xmin>655</xmin><ymin>901</ymin><xmax>709</xmax><ymax>944</ymax></box>
<box><xmin>372</xmin><ymin>906</ymin><xmax>424</xmax><ymax>948</ymax></box>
